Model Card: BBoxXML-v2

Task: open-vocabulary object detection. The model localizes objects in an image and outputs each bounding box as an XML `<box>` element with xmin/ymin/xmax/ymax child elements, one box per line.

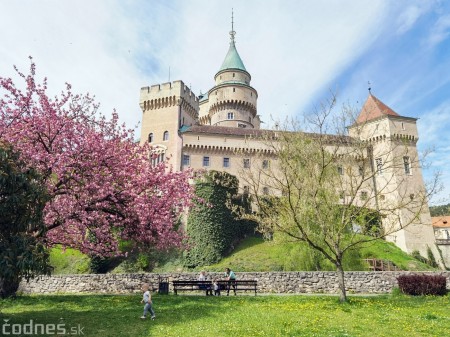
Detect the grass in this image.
<box><xmin>49</xmin><ymin>246</ymin><xmax>90</xmax><ymax>274</ymax></box>
<box><xmin>48</xmin><ymin>236</ymin><xmax>435</xmax><ymax>275</ymax></box>
<box><xmin>203</xmin><ymin>236</ymin><xmax>435</xmax><ymax>272</ymax></box>
<box><xmin>358</xmin><ymin>239</ymin><xmax>435</xmax><ymax>271</ymax></box>
<box><xmin>1</xmin><ymin>293</ymin><xmax>449</xmax><ymax>336</ymax></box>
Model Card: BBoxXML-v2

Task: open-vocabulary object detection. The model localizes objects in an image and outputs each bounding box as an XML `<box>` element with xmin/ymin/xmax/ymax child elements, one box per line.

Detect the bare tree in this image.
<box><xmin>236</xmin><ymin>94</ymin><xmax>441</xmax><ymax>302</ymax></box>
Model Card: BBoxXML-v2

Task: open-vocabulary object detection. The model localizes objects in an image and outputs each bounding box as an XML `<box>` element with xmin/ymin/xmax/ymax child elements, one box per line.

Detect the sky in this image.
<box><xmin>0</xmin><ymin>0</ymin><xmax>449</xmax><ymax>205</ymax></box>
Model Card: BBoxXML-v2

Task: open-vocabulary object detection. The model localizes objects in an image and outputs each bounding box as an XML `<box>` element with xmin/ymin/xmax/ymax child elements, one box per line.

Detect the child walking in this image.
<box><xmin>140</xmin><ymin>283</ymin><xmax>156</xmax><ymax>320</ymax></box>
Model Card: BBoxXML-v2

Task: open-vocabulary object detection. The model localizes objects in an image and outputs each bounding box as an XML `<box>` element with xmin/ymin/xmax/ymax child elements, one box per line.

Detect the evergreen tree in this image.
<box><xmin>0</xmin><ymin>144</ymin><xmax>51</xmax><ymax>298</ymax></box>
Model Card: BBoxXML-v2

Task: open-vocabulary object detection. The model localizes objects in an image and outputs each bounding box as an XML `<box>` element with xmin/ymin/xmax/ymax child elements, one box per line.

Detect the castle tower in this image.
<box><xmin>139</xmin><ymin>80</ymin><xmax>199</xmax><ymax>169</ymax></box>
<box><xmin>198</xmin><ymin>13</ymin><xmax>260</xmax><ymax>129</ymax></box>
<box><xmin>348</xmin><ymin>94</ymin><xmax>441</xmax><ymax>265</ymax></box>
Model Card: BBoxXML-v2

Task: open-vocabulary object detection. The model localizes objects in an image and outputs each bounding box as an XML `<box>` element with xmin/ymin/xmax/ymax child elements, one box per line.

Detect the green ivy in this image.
<box><xmin>184</xmin><ymin>171</ymin><xmax>256</xmax><ymax>268</ymax></box>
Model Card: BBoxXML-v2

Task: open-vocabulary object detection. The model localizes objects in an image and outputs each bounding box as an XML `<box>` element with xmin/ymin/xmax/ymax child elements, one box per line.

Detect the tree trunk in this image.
<box><xmin>336</xmin><ymin>263</ymin><xmax>347</xmax><ymax>303</ymax></box>
<box><xmin>0</xmin><ymin>276</ymin><xmax>21</xmax><ymax>298</ymax></box>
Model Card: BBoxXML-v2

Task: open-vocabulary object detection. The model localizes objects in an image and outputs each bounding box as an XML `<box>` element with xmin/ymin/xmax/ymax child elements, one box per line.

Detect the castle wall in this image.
<box><xmin>181</xmin><ymin>132</ymin><xmax>273</xmax><ymax>193</ymax></box>
<box><xmin>19</xmin><ymin>271</ymin><xmax>450</xmax><ymax>295</ymax></box>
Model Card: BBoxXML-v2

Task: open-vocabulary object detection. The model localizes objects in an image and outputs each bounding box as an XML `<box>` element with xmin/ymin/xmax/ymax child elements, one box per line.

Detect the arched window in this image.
<box><xmin>163</xmin><ymin>131</ymin><xmax>169</xmax><ymax>141</ymax></box>
<box><xmin>148</xmin><ymin>133</ymin><xmax>153</xmax><ymax>143</ymax></box>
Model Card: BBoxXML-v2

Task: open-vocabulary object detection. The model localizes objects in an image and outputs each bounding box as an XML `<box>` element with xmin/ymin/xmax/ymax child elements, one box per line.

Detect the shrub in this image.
<box><xmin>397</xmin><ymin>274</ymin><xmax>447</xmax><ymax>296</ymax></box>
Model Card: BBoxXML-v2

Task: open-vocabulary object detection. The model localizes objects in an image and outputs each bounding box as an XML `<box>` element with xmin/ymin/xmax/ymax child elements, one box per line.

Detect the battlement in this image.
<box><xmin>140</xmin><ymin>80</ymin><xmax>199</xmax><ymax>105</ymax></box>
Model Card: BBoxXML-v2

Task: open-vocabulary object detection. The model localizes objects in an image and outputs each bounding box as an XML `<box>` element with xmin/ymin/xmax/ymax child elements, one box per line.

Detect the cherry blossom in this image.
<box><xmin>0</xmin><ymin>59</ymin><xmax>194</xmax><ymax>256</ymax></box>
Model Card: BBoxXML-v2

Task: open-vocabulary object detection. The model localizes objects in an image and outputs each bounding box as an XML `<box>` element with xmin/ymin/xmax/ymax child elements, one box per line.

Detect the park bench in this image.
<box><xmin>217</xmin><ymin>280</ymin><xmax>257</xmax><ymax>296</ymax></box>
<box><xmin>172</xmin><ymin>280</ymin><xmax>213</xmax><ymax>295</ymax></box>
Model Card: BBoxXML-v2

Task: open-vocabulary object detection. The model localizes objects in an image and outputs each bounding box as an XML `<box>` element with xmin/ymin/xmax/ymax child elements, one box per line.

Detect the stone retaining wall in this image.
<box><xmin>18</xmin><ymin>271</ymin><xmax>450</xmax><ymax>295</ymax></box>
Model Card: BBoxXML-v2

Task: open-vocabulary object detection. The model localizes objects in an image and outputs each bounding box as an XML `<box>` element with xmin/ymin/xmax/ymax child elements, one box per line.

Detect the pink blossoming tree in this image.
<box><xmin>0</xmin><ymin>59</ymin><xmax>194</xmax><ymax>262</ymax></box>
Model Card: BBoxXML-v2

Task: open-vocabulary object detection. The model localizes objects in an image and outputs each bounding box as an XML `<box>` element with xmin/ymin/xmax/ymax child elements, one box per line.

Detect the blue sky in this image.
<box><xmin>0</xmin><ymin>0</ymin><xmax>449</xmax><ymax>205</ymax></box>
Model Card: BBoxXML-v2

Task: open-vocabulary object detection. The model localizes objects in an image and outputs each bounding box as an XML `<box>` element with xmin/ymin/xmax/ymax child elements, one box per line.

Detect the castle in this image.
<box><xmin>139</xmin><ymin>22</ymin><xmax>443</xmax><ymax>267</ymax></box>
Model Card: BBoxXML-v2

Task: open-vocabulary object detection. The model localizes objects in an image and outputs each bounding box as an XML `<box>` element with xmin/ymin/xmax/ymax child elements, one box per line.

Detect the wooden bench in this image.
<box><xmin>172</xmin><ymin>280</ymin><xmax>213</xmax><ymax>295</ymax></box>
<box><xmin>217</xmin><ymin>280</ymin><xmax>257</xmax><ymax>296</ymax></box>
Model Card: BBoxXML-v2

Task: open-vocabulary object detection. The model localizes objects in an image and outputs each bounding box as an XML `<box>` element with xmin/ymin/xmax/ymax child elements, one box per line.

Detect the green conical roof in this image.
<box><xmin>219</xmin><ymin>41</ymin><xmax>246</xmax><ymax>72</ymax></box>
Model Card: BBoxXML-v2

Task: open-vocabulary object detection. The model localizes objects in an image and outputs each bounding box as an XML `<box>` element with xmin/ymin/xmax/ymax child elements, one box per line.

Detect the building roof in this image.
<box><xmin>355</xmin><ymin>94</ymin><xmax>401</xmax><ymax>124</ymax></box>
<box><xmin>219</xmin><ymin>41</ymin><xmax>247</xmax><ymax>72</ymax></box>
<box><xmin>181</xmin><ymin>124</ymin><xmax>265</xmax><ymax>137</ymax></box>
<box><xmin>432</xmin><ymin>216</ymin><xmax>450</xmax><ymax>228</ymax></box>
<box><xmin>180</xmin><ymin>125</ymin><xmax>354</xmax><ymax>145</ymax></box>
<box><xmin>198</xmin><ymin>92</ymin><xmax>209</xmax><ymax>102</ymax></box>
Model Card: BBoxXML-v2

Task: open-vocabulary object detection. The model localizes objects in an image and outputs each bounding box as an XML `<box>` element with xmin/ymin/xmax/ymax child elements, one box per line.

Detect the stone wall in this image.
<box><xmin>18</xmin><ymin>271</ymin><xmax>450</xmax><ymax>295</ymax></box>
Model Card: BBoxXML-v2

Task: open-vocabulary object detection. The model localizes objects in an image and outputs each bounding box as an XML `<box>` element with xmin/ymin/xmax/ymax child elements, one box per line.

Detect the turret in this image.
<box><xmin>198</xmin><ymin>12</ymin><xmax>259</xmax><ymax>129</ymax></box>
<box><xmin>139</xmin><ymin>80</ymin><xmax>199</xmax><ymax>169</ymax></box>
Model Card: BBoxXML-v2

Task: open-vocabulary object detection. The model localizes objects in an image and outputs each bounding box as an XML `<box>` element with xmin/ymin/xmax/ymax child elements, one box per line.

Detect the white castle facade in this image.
<box><xmin>139</xmin><ymin>25</ymin><xmax>444</xmax><ymax>267</ymax></box>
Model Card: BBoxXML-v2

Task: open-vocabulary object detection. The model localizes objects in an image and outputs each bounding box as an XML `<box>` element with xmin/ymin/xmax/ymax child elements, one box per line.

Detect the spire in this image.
<box><xmin>218</xmin><ymin>9</ymin><xmax>247</xmax><ymax>72</ymax></box>
<box><xmin>230</xmin><ymin>8</ymin><xmax>236</xmax><ymax>45</ymax></box>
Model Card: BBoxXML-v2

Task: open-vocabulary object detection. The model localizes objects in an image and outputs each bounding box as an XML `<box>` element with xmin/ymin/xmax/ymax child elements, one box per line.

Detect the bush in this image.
<box><xmin>397</xmin><ymin>274</ymin><xmax>447</xmax><ymax>296</ymax></box>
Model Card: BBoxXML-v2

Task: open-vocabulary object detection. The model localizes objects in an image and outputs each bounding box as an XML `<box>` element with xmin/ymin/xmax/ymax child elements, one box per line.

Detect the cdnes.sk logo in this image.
<box><xmin>2</xmin><ymin>318</ymin><xmax>84</xmax><ymax>335</ymax></box>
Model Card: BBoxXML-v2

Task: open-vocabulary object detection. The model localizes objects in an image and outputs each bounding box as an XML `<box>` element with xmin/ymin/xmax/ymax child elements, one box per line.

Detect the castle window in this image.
<box><xmin>233</xmin><ymin>88</ymin><xmax>236</xmax><ymax>92</ymax></box>
<box><xmin>163</xmin><ymin>131</ymin><xmax>169</xmax><ymax>141</ymax></box>
<box><xmin>148</xmin><ymin>133</ymin><xmax>154</xmax><ymax>143</ymax></box>
<box><xmin>183</xmin><ymin>154</ymin><xmax>190</xmax><ymax>166</ymax></box>
<box><xmin>379</xmin><ymin>195</ymin><xmax>385</xmax><ymax>201</ymax></box>
<box><xmin>375</xmin><ymin>158</ymin><xmax>383</xmax><ymax>175</ymax></box>
<box><xmin>403</xmin><ymin>156</ymin><xmax>411</xmax><ymax>175</ymax></box>
<box><xmin>223</xmin><ymin>157</ymin><xmax>230</xmax><ymax>168</ymax></box>
<box><xmin>243</xmin><ymin>186</ymin><xmax>249</xmax><ymax>194</ymax></box>
<box><xmin>262</xmin><ymin>159</ymin><xmax>269</xmax><ymax>169</ymax></box>
<box><xmin>243</xmin><ymin>158</ymin><xmax>250</xmax><ymax>169</ymax></box>
<box><xmin>238</xmin><ymin>123</ymin><xmax>246</xmax><ymax>128</ymax></box>
<box><xmin>262</xmin><ymin>187</ymin><xmax>269</xmax><ymax>195</ymax></box>
<box><xmin>337</xmin><ymin>166</ymin><xmax>344</xmax><ymax>175</ymax></box>
<box><xmin>360</xmin><ymin>191</ymin><xmax>368</xmax><ymax>200</ymax></box>
<box><xmin>233</xmin><ymin>73</ymin><xmax>235</xmax><ymax>77</ymax></box>
<box><xmin>251</xmin><ymin>92</ymin><xmax>252</xmax><ymax>96</ymax></box>
<box><xmin>150</xmin><ymin>152</ymin><xmax>165</xmax><ymax>167</ymax></box>
<box><xmin>402</xmin><ymin>122</ymin><xmax>405</xmax><ymax>130</ymax></box>
<box><xmin>227</xmin><ymin>112</ymin><xmax>234</xmax><ymax>120</ymax></box>
<box><xmin>203</xmin><ymin>156</ymin><xmax>210</xmax><ymax>167</ymax></box>
<box><xmin>359</xmin><ymin>166</ymin><xmax>364</xmax><ymax>176</ymax></box>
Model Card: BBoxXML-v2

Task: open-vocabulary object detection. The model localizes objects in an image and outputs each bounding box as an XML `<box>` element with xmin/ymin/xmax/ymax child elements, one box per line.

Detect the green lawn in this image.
<box><xmin>202</xmin><ymin>236</ymin><xmax>434</xmax><ymax>272</ymax></box>
<box><xmin>1</xmin><ymin>294</ymin><xmax>448</xmax><ymax>337</ymax></box>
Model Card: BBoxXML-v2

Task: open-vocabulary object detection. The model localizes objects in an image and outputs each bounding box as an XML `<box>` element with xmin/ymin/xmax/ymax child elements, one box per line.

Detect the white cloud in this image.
<box><xmin>427</xmin><ymin>14</ymin><xmax>450</xmax><ymax>46</ymax></box>
<box><xmin>0</xmin><ymin>0</ymin><xmax>147</xmax><ymax>133</ymax></box>
<box><xmin>1</xmin><ymin>0</ymin><xmax>449</xmax><ymax>202</ymax></box>
<box><xmin>396</xmin><ymin>3</ymin><xmax>430</xmax><ymax>35</ymax></box>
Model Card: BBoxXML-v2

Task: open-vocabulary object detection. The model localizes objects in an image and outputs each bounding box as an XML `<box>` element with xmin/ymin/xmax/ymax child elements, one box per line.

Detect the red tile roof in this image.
<box><xmin>355</xmin><ymin>94</ymin><xmax>400</xmax><ymax>124</ymax></box>
<box><xmin>431</xmin><ymin>216</ymin><xmax>450</xmax><ymax>228</ymax></box>
<box><xmin>182</xmin><ymin>125</ymin><xmax>354</xmax><ymax>144</ymax></box>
